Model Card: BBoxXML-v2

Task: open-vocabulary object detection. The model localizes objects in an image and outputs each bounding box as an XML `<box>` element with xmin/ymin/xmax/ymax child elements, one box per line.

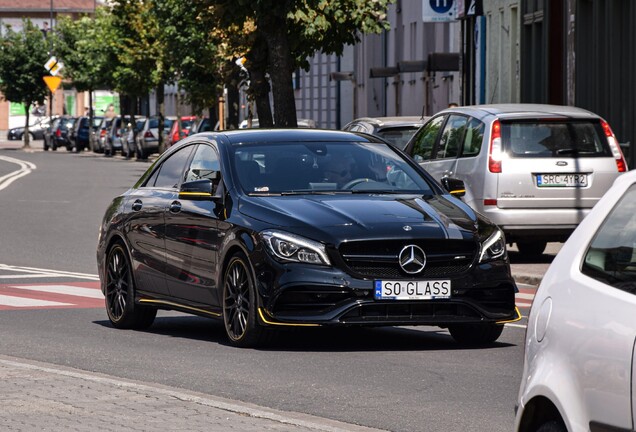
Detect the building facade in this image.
<box><xmin>293</xmin><ymin>1</ymin><xmax>461</xmax><ymax>129</ymax></box>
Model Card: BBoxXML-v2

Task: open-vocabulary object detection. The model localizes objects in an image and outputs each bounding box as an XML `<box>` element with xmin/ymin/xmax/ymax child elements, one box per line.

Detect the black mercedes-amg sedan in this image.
<box><xmin>97</xmin><ymin>129</ymin><xmax>519</xmax><ymax>347</ymax></box>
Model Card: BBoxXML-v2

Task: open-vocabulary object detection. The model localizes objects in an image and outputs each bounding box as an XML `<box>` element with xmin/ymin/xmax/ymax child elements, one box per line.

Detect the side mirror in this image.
<box><xmin>179</xmin><ymin>179</ymin><xmax>213</xmax><ymax>199</ymax></box>
<box><xmin>441</xmin><ymin>177</ymin><xmax>466</xmax><ymax>198</ymax></box>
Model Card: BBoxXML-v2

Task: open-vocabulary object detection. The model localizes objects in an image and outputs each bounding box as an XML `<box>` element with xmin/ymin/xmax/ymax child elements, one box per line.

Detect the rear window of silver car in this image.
<box><xmin>501</xmin><ymin>121</ymin><xmax>611</xmax><ymax>158</ymax></box>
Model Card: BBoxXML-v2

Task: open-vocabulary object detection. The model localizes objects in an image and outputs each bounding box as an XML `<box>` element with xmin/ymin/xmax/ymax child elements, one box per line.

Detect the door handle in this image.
<box><xmin>131</xmin><ymin>199</ymin><xmax>143</xmax><ymax>211</ymax></box>
<box><xmin>169</xmin><ymin>201</ymin><xmax>182</xmax><ymax>213</ymax></box>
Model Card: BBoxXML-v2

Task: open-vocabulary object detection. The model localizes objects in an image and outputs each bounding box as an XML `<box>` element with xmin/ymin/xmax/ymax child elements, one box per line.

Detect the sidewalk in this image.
<box><xmin>0</xmin><ymin>355</ymin><xmax>384</xmax><ymax>432</ymax></box>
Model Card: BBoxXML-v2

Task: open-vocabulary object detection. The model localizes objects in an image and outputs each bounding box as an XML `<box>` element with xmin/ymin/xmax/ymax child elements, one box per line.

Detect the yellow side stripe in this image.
<box><xmin>496</xmin><ymin>307</ymin><xmax>522</xmax><ymax>324</ymax></box>
<box><xmin>179</xmin><ymin>192</ymin><xmax>212</xmax><ymax>197</ymax></box>
<box><xmin>258</xmin><ymin>308</ymin><xmax>320</xmax><ymax>327</ymax></box>
<box><xmin>450</xmin><ymin>189</ymin><xmax>466</xmax><ymax>194</ymax></box>
<box><xmin>139</xmin><ymin>299</ymin><xmax>221</xmax><ymax>317</ymax></box>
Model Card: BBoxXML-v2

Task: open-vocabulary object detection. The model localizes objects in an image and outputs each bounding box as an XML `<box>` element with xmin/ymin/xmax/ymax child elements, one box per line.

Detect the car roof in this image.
<box><xmin>348</xmin><ymin>116</ymin><xmax>427</xmax><ymax>127</ymax></box>
<box><xmin>440</xmin><ymin>104</ymin><xmax>600</xmax><ymax>121</ymax></box>
<box><xmin>196</xmin><ymin>128</ymin><xmax>380</xmax><ymax>145</ymax></box>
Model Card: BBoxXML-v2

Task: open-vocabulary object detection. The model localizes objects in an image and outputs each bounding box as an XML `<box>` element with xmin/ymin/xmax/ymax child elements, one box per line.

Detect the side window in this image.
<box><xmin>460</xmin><ymin>118</ymin><xmax>485</xmax><ymax>158</ymax></box>
<box><xmin>411</xmin><ymin>115</ymin><xmax>445</xmax><ymax>161</ymax></box>
<box><xmin>435</xmin><ymin>115</ymin><xmax>467</xmax><ymax>159</ymax></box>
<box><xmin>153</xmin><ymin>145</ymin><xmax>194</xmax><ymax>189</ymax></box>
<box><xmin>185</xmin><ymin>144</ymin><xmax>220</xmax><ymax>183</ymax></box>
<box><xmin>581</xmin><ymin>184</ymin><xmax>636</xmax><ymax>293</ymax></box>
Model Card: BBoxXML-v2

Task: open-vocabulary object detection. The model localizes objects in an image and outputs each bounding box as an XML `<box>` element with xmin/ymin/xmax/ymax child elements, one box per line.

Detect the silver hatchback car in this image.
<box><xmin>405</xmin><ymin>104</ymin><xmax>629</xmax><ymax>256</ymax></box>
<box><xmin>515</xmin><ymin>170</ymin><xmax>636</xmax><ymax>432</ymax></box>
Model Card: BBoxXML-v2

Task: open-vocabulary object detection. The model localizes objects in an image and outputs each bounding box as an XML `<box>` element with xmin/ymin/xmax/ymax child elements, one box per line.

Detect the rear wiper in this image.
<box><xmin>556</xmin><ymin>148</ymin><xmax>596</xmax><ymax>155</ymax></box>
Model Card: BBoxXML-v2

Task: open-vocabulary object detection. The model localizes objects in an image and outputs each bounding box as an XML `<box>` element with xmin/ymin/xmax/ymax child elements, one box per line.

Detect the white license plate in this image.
<box><xmin>537</xmin><ymin>173</ymin><xmax>588</xmax><ymax>187</ymax></box>
<box><xmin>374</xmin><ymin>280</ymin><xmax>451</xmax><ymax>300</ymax></box>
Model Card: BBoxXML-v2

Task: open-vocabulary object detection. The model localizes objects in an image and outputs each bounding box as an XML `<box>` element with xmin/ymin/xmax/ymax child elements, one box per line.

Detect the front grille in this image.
<box><xmin>339</xmin><ymin>302</ymin><xmax>481</xmax><ymax>324</ymax></box>
<box><xmin>272</xmin><ymin>288</ymin><xmax>354</xmax><ymax>315</ymax></box>
<box><xmin>339</xmin><ymin>239</ymin><xmax>477</xmax><ymax>279</ymax></box>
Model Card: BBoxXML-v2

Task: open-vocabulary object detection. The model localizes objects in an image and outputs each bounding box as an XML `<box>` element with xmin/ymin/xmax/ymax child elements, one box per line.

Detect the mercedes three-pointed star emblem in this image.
<box><xmin>398</xmin><ymin>245</ymin><xmax>426</xmax><ymax>274</ymax></box>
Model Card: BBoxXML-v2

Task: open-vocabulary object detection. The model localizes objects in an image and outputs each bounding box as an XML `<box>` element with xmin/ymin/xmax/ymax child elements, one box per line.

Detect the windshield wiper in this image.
<box><xmin>280</xmin><ymin>190</ymin><xmax>353</xmax><ymax>195</ymax></box>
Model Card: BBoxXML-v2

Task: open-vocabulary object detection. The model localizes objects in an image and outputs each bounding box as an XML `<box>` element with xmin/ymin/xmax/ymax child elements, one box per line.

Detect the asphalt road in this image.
<box><xmin>0</xmin><ymin>142</ymin><xmax>551</xmax><ymax>432</ymax></box>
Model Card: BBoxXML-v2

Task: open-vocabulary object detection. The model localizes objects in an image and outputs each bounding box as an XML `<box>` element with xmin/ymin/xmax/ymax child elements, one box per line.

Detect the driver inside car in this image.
<box><xmin>322</xmin><ymin>157</ymin><xmax>354</xmax><ymax>188</ymax></box>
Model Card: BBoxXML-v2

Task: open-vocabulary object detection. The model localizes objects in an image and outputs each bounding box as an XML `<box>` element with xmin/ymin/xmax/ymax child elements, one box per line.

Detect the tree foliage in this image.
<box><xmin>54</xmin><ymin>9</ymin><xmax>112</xmax><ymax>94</ymax></box>
<box><xmin>205</xmin><ymin>0</ymin><xmax>393</xmax><ymax>127</ymax></box>
<box><xmin>0</xmin><ymin>19</ymin><xmax>50</xmax><ymax>147</ymax></box>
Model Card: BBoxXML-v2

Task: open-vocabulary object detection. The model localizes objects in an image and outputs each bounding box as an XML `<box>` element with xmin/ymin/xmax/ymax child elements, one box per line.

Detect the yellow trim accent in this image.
<box><xmin>257</xmin><ymin>308</ymin><xmax>320</xmax><ymax>327</ymax></box>
<box><xmin>179</xmin><ymin>192</ymin><xmax>212</xmax><ymax>198</ymax></box>
<box><xmin>450</xmin><ymin>189</ymin><xmax>466</xmax><ymax>195</ymax></box>
<box><xmin>139</xmin><ymin>299</ymin><xmax>221</xmax><ymax>317</ymax></box>
<box><xmin>496</xmin><ymin>307</ymin><xmax>522</xmax><ymax>324</ymax></box>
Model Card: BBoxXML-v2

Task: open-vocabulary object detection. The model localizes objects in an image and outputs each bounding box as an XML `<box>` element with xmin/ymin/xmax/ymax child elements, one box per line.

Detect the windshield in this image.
<box><xmin>232</xmin><ymin>141</ymin><xmax>434</xmax><ymax>195</ymax></box>
<box><xmin>149</xmin><ymin>117</ymin><xmax>174</xmax><ymax>129</ymax></box>
<box><xmin>377</xmin><ymin>126</ymin><xmax>421</xmax><ymax>150</ymax></box>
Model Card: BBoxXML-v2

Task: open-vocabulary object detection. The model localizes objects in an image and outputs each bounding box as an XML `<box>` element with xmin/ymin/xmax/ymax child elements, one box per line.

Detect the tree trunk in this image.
<box><xmin>23</xmin><ymin>105</ymin><xmax>31</xmax><ymax>149</ymax></box>
<box><xmin>88</xmin><ymin>89</ymin><xmax>94</xmax><ymax>151</ymax></box>
<box><xmin>246</xmin><ymin>35</ymin><xmax>273</xmax><ymax>128</ymax></box>
<box><xmin>250</xmin><ymin>67</ymin><xmax>273</xmax><ymax>128</ymax></box>
<box><xmin>226</xmin><ymin>65</ymin><xmax>240</xmax><ymax>130</ymax></box>
<box><xmin>259</xmin><ymin>6</ymin><xmax>297</xmax><ymax>128</ymax></box>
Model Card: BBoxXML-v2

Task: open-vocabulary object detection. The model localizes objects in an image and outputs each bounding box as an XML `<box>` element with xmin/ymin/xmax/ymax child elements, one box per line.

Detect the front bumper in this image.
<box><xmin>253</xmin><ymin>252</ymin><xmax>518</xmax><ymax>327</ymax></box>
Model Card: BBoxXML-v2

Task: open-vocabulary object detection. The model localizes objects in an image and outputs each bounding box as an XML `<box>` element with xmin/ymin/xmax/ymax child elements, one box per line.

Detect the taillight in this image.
<box><xmin>100</xmin><ymin>129</ymin><xmax>107</xmax><ymax>138</ymax></box>
<box><xmin>601</xmin><ymin>119</ymin><xmax>627</xmax><ymax>172</ymax></box>
<box><xmin>144</xmin><ymin>131</ymin><xmax>154</xmax><ymax>138</ymax></box>
<box><xmin>488</xmin><ymin>120</ymin><xmax>503</xmax><ymax>173</ymax></box>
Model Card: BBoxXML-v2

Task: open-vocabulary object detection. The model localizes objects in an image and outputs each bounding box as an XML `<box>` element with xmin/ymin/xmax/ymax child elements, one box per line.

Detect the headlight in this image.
<box><xmin>261</xmin><ymin>230</ymin><xmax>331</xmax><ymax>266</ymax></box>
<box><xmin>479</xmin><ymin>228</ymin><xmax>506</xmax><ymax>262</ymax></box>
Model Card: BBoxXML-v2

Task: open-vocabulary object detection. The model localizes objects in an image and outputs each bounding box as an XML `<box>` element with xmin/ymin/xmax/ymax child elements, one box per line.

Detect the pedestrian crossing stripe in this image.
<box><xmin>0</xmin><ymin>282</ymin><xmax>103</xmax><ymax>310</ymax></box>
<box><xmin>0</xmin><ymin>295</ymin><xmax>72</xmax><ymax>308</ymax></box>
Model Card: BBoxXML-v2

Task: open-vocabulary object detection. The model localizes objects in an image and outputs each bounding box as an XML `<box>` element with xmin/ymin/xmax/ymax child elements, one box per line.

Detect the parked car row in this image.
<box><xmin>7</xmin><ymin>116</ymin><xmax>51</xmax><ymax>141</ymax></box>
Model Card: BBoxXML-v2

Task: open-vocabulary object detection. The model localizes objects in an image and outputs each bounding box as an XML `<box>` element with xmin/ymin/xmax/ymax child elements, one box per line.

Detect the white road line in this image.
<box><xmin>0</xmin><ymin>263</ymin><xmax>99</xmax><ymax>280</ymax></box>
<box><xmin>8</xmin><ymin>285</ymin><xmax>103</xmax><ymax>299</ymax></box>
<box><xmin>0</xmin><ymin>295</ymin><xmax>72</xmax><ymax>307</ymax></box>
<box><xmin>0</xmin><ymin>155</ymin><xmax>36</xmax><ymax>191</ymax></box>
<box><xmin>516</xmin><ymin>293</ymin><xmax>535</xmax><ymax>300</ymax></box>
<box><xmin>0</xmin><ymin>273</ymin><xmax>66</xmax><ymax>279</ymax></box>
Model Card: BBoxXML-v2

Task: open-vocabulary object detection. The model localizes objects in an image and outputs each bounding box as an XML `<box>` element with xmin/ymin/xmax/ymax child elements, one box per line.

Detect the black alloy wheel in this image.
<box><xmin>448</xmin><ymin>322</ymin><xmax>504</xmax><ymax>346</ymax></box>
<box><xmin>105</xmin><ymin>242</ymin><xmax>156</xmax><ymax>329</ymax></box>
<box><xmin>222</xmin><ymin>253</ymin><xmax>265</xmax><ymax>347</ymax></box>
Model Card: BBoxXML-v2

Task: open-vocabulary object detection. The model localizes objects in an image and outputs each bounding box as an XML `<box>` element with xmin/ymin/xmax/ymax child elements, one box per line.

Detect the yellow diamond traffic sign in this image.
<box><xmin>43</xmin><ymin>75</ymin><xmax>62</xmax><ymax>92</ymax></box>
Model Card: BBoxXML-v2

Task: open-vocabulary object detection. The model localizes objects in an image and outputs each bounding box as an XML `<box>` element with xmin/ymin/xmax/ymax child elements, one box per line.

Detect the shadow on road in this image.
<box><xmin>94</xmin><ymin>316</ymin><xmax>515</xmax><ymax>352</ymax></box>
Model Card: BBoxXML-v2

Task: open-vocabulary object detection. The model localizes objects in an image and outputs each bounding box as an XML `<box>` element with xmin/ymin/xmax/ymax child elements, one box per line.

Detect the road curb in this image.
<box><xmin>0</xmin><ymin>354</ymin><xmax>386</xmax><ymax>432</ymax></box>
<box><xmin>513</xmin><ymin>274</ymin><xmax>542</xmax><ymax>287</ymax></box>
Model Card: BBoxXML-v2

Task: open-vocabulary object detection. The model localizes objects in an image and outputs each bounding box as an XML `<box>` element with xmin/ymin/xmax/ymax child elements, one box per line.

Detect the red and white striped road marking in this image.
<box><xmin>0</xmin><ymin>282</ymin><xmax>103</xmax><ymax>310</ymax></box>
<box><xmin>516</xmin><ymin>286</ymin><xmax>535</xmax><ymax>309</ymax></box>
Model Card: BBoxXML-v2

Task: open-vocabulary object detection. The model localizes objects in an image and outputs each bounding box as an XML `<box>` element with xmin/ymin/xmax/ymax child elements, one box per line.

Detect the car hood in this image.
<box><xmin>238</xmin><ymin>194</ymin><xmax>480</xmax><ymax>244</ymax></box>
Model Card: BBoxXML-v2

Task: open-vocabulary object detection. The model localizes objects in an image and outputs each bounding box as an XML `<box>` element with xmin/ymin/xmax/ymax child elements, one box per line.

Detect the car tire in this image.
<box><xmin>51</xmin><ymin>141</ymin><xmax>57</xmax><ymax>151</ymax></box>
<box><xmin>448</xmin><ymin>322</ymin><xmax>504</xmax><ymax>346</ymax></box>
<box><xmin>516</xmin><ymin>240</ymin><xmax>547</xmax><ymax>257</ymax></box>
<box><xmin>535</xmin><ymin>420</ymin><xmax>566</xmax><ymax>432</ymax></box>
<box><xmin>104</xmin><ymin>242</ymin><xmax>157</xmax><ymax>330</ymax></box>
<box><xmin>222</xmin><ymin>252</ymin><xmax>267</xmax><ymax>348</ymax></box>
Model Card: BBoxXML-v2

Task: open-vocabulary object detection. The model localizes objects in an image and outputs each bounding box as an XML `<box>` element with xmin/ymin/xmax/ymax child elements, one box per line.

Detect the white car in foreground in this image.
<box><xmin>515</xmin><ymin>169</ymin><xmax>635</xmax><ymax>432</ymax></box>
